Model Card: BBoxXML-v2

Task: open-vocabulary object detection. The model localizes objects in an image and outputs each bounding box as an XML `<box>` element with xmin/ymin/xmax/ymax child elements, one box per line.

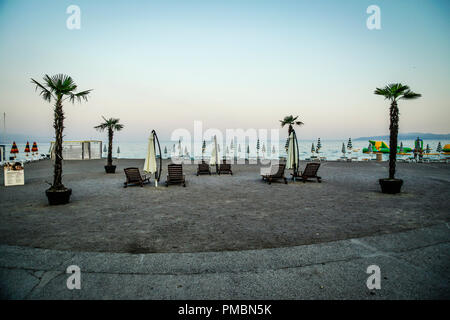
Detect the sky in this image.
<box><xmin>0</xmin><ymin>0</ymin><xmax>449</xmax><ymax>142</ymax></box>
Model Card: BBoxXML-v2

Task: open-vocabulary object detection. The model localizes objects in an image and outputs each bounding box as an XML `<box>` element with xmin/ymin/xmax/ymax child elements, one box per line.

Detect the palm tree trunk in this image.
<box><xmin>53</xmin><ymin>97</ymin><xmax>65</xmax><ymax>189</ymax></box>
<box><xmin>389</xmin><ymin>100</ymin><xmax>399</xmax><ymax>179</ymax></box>
<box><xmin>107</xmin><ymin>129</ymin><xmax>113</xmax><ymax>166</ymax></box>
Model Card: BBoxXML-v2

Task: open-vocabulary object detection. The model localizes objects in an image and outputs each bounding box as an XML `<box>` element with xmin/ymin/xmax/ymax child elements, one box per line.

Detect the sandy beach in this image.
<box><xmin>0</xmin><ymin>159</ymin><xmax>449</xmax><ymax>254</ymax></box>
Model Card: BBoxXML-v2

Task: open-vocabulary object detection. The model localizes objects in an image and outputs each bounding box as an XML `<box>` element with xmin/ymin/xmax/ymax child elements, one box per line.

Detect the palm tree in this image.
<box><xmin>94</xmin><ymin>117</ymin><xmax>124</xmax><ymax>168</ymax></box>
<box><xmin>31</xmin><ymin>74</ymin><xmax>92</xmax><ymax>191</ymax></box>
<box><xmin>374</xmin><ymin>83</ymin><xmax>421</xmax><ymax>179</ymax></box>
<box><xmin>280</xmin><ymin>115</ymin><xmax>304</xmax><ymax>135</ymax></box>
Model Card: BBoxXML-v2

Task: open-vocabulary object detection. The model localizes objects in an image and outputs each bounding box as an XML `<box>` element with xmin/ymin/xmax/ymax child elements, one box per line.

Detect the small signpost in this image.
<box><xmin>4</xmin><ymin>163</ymin><xmax>25</xmax><ymax>186</ymax></box>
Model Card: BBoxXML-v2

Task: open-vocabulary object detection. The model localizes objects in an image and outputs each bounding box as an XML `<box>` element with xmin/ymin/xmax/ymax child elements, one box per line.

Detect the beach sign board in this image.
<box><xmin>4</xmin><ymin>163</ymin><xmax>25</xmax><ymax>186</ymax></box>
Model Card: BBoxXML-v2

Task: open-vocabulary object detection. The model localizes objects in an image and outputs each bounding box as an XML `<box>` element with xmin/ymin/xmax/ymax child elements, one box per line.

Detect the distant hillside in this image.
<box><xmin>355</xmin><ymin>133</ymin><xmax>450</xmax><ymax>141</ymax></box>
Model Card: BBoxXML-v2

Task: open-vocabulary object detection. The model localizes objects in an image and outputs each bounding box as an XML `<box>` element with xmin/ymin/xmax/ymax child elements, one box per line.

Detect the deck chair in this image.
<box><xmin>197</xmin><ymin>161</ymin><xmax>211</xmax><ymax>176</ymax></box>
<box><xmin>166</xmin><ymin>163</ymin><xmax>186</xmax><ymax>187</ymax></box>
<box><xmin>261</xmin><ymin>163</ymin><xmax>287</xmax><ymax>184</ymax></box>
<box><xmin>218</xmin><ymin>159</ymin><xmax>233</xmax><ymax>175</ymax></box>
<box><xmin>292</xmin><ymin>163</ymin><xmax>322</xmax><ymax>183</ymax></box>
<box><xmin>123</xmin><ymin>167</ymin><xmax>151</xmax><ymax>187</ymax></box>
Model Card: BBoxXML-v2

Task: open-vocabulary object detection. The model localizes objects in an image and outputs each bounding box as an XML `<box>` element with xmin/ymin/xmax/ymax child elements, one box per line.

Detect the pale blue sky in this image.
<box><xmin>0</xmin><ymin>0</ymin><xmax>449</xmax><ymax>141</ymax></box>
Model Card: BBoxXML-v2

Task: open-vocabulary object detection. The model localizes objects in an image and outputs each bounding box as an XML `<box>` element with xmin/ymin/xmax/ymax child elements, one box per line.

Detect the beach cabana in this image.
<box><xmin>50</xmin><ymin>140</ymin><xmax>102</xmax><ymax>160</ymax></box>
<box><xmin>286</xmin><ymin>130</ymin><xmax>300</xmax><ymax>179</ymax></box>
<box><xmin>143</xmin><ymin>130</ymin><xmax>162</xmax><ymax>186</ymax></box>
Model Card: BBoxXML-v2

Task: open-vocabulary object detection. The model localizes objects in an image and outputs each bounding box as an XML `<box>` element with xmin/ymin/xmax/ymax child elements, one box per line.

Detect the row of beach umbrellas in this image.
<box><xmin>9</xmin><ymin>141</ymin><xmax>39</xmax><ymax>158</ymax></box>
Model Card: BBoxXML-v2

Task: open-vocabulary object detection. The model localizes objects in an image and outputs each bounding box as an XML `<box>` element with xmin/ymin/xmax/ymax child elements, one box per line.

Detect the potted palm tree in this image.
<box><xmin>374</xmin><ymin>83</ymin><xmax>421</xmax><ymax>194</ymax></box>
<box><xmin>31</xmin><ymin>74</ymin><xmax>92</xmax><ymax>205</ymax></box>
<box><xmin>95</xmin><ymin>117</ymin><xmax>124</xmax><ymax>173</ymax></box>
<box><xmin>280</xmin><ymin>115</ymin><xmax>304</xmax><ymax>135</ymax></box>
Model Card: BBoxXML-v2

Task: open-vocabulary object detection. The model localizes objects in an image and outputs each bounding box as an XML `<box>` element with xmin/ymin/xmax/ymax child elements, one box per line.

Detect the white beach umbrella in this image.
<box><xmin>286</xmin><ymin>132</ymin><xmax>298</xmax><ymax>170</ymax></box>
<box><xmin>210</xmin><ymin>135</ymin><xmax>220</xmax><ymax>166</ymax></box>
<box><xmin>143</xmin><ymin>134</ymin><xmax>157</xmax><ymax>184</ymax></box>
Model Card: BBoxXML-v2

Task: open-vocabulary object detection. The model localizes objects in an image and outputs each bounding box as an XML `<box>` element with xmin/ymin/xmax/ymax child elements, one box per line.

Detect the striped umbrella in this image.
<box><xmin>24</xmin><ymin>141</ymin><xmax>30</xmax><ymax>156</ymax></box>
<box><xmin>347</xmin><ymin>138</ymin><xmax>352</xmax><ymax>151</ymax></box>
<box><xmin>32</xmin><ymin>142</ymin><xmax>38</xmax><ymax>155</ymax></box>
<box><xmin>10</xmin><ymin>141</ymin><xmax>19</xmax><ymax>158</ymax></box>
<box><xmin>437</xmin><ymin>142</ymin><xmax>442</xmax><ymax>153</ymax></box>
<box><xmin>316</xmin><ymin>138</ymin><xmax>322</xmax><ymax>154</ymax></box>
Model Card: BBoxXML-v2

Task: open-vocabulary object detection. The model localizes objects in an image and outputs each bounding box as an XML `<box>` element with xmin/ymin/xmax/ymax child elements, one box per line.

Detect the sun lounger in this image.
<box><xmin>218</xmin><ymin>159</ymin><xmax>233</xmax><ymax>175</ymax></box>
<box><xmin>166</xmin><ymin>163</ymin><xmax>186</xmax><ymax>187</ymax></box>
<box><xmin>197</xmin><ymin>161</ymin><xmax>211</xmax><ymax>176</ymax></box>
<box><xmin>123</xmin><ymin>167</ymin><xmax>151</xmax><ymax>187</ymax></box>
<box><xmin>261</xmin><ymin>163</ymin><xmax>287</xmax><ymax>184</ymax></box>
<box><xmin>291</xmin><ymin>163</ymin><xmax>322</xmax><ymax>183</ymax></box>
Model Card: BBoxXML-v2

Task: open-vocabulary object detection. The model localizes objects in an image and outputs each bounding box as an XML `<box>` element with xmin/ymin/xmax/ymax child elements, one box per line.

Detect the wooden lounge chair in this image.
<box><xmin>123</xmin><ymin>167</ymin><xmax>151</xmax><ymax>188</ymax></box>
<box><xmin>197</xmin><ymin>161</ymin><xmax>211</xmax><ymax>176</ymax></box>
<box><xmin>218</xmin><ymin>159</ymin><xmax>233</xmax><ymax>175</ymax></box>
<box><xmin>166</xmin><ymin>163</ymin><xmax>186</xmax><ymax>187</ymax></box>
<box><xmin>261</xmin><ymin>163</ymin><xmax>287</xmax><ymax>184</ymax></box>
<box><xmin>292</xmin><ymin>163</ymin><xmax>322</xmax><ymax>183</ymax></box>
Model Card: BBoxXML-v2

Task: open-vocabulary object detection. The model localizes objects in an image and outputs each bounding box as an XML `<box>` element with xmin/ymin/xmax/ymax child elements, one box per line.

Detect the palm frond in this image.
<box><xmin>400</xmin><ymin>90</ymin><xmax>421</xmax><ymax>100</ymax></box>
<box><xmin>68</xmin><ymin>89</ymin><xmax>92</xmax><ymax>103</ymax></box>
<box><xmin>31</xmin><ymin>78</ymin><xmax>53</xmax><ymax>102</ymax></box>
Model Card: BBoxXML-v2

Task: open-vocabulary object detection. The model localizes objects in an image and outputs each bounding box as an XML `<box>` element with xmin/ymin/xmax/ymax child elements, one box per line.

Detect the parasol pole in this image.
<box><xmin>152</xmin><ymin>130</ymin><xmax>162</xmax><ymax>186</ymax></box>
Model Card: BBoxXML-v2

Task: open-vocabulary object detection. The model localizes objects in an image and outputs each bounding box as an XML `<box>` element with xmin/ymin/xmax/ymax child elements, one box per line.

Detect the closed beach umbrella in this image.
<box><xmin>24</xmin><ymin>141</ymin><xmax>30</xmax><ymax>156</ymax></box>
<box><xmin>286</xmin><ymin>132</ymin><xmax>298</xmax><ymax>170</ymax></box>
<box><xmin>10</xmin><ymin>141</ymin><xmax>19</xmax><ymax>158</ymax></box>
<box><xmin>272</xmin><ymin>145</ymin><xmax>275</xmax><ymax>154</ymax></box>
<box><xmin>347</xmin><ymin>138</ymin><xmax>352</xmax><ymax>151</ymax></box>
<box><xmin>368</xmin><ymin>143</ymin><xmax>373</xmax><ymax>154</ymax></box>
<box><xmin>143</xmin><ymin>134</ymin><xmax>157</xmax><ymax>175</ymax></box>
<box><xmin>399</xmin><ymin>142</ymin><xmax>404</xmax><ymax>153</ymax></box>
<box><xmin>32</xmin><ymin>142</ymin><xmax>38</xmax><ymax>155</ymax></box>
<box><xmin>425</xmin><ymin>144</ymin><xmax>431</xmax><ymax>154</ymax></box>
<box><xmin>103</xmin><ymin>144</ymin><xmax>107</xmax><ymax>153</ymax></box>
<box><xmin>342</xmin><ymin>142</ymin><xmax>346</xmax><ymax>156</ymax></box>
<box><xmin>311</xmin><ymin>142</ymin><xmax>315</xmax><ymax>154</ymax></box>
<box><xmin>436</xmin><ymin>142</ymin><xmax>442</xmax><ymax>153</ymax></box>
<box><xmin>117</xmin><ymin>146</ymin><xmax>120</xmax><ymax>155</ymax></box>
<box><xmin>210</xmin><ymin>135</ymin><xmax>219</xmax><ymax>166</ymax></box>
<box><xmin>316</xmin><ymin>138</ymin><xmax>321</xmax><ymax>154</ymax></box>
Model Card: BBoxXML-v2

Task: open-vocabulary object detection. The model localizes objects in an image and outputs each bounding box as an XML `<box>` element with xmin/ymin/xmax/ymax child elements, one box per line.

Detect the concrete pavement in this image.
<box><xmin>0</xmin><ymin>223</ymin><xmax>449</xmax><ymax>299</ymax></box>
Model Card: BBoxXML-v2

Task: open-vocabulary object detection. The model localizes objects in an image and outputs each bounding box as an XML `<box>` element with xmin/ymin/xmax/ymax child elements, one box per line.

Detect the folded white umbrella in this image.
<box><xmin>209</xmin><ymin>135</ymin><xmax>220</xmax><ymax>166</ymax></box>
<box><xmin>143</xmin><ymin>134</ymin><xmax>157</xmax><ymax>185</ymax></box>
<box><xmin>286</xmin><ymin>132</ymin><xmax>298</xmax><ymax>170</ymax></box>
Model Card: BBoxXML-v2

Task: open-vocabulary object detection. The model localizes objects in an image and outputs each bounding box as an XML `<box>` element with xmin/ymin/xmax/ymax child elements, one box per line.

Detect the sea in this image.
<box><xmin>2</xmin><ymin>139</ymin><xmax>446</xmax><ymax>162</ymax></box>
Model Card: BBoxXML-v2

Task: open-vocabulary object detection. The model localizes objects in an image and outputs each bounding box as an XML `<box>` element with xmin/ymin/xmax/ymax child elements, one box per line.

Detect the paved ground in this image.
<box><xmin>0</xmin><ymin>159</ymin><xmax>449</xmax><ymax>253</ymax></box>
<box><xmin>0</xmin><ymin>224</ymin><xmax>449</xmax><ymax>299</ymax></box>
